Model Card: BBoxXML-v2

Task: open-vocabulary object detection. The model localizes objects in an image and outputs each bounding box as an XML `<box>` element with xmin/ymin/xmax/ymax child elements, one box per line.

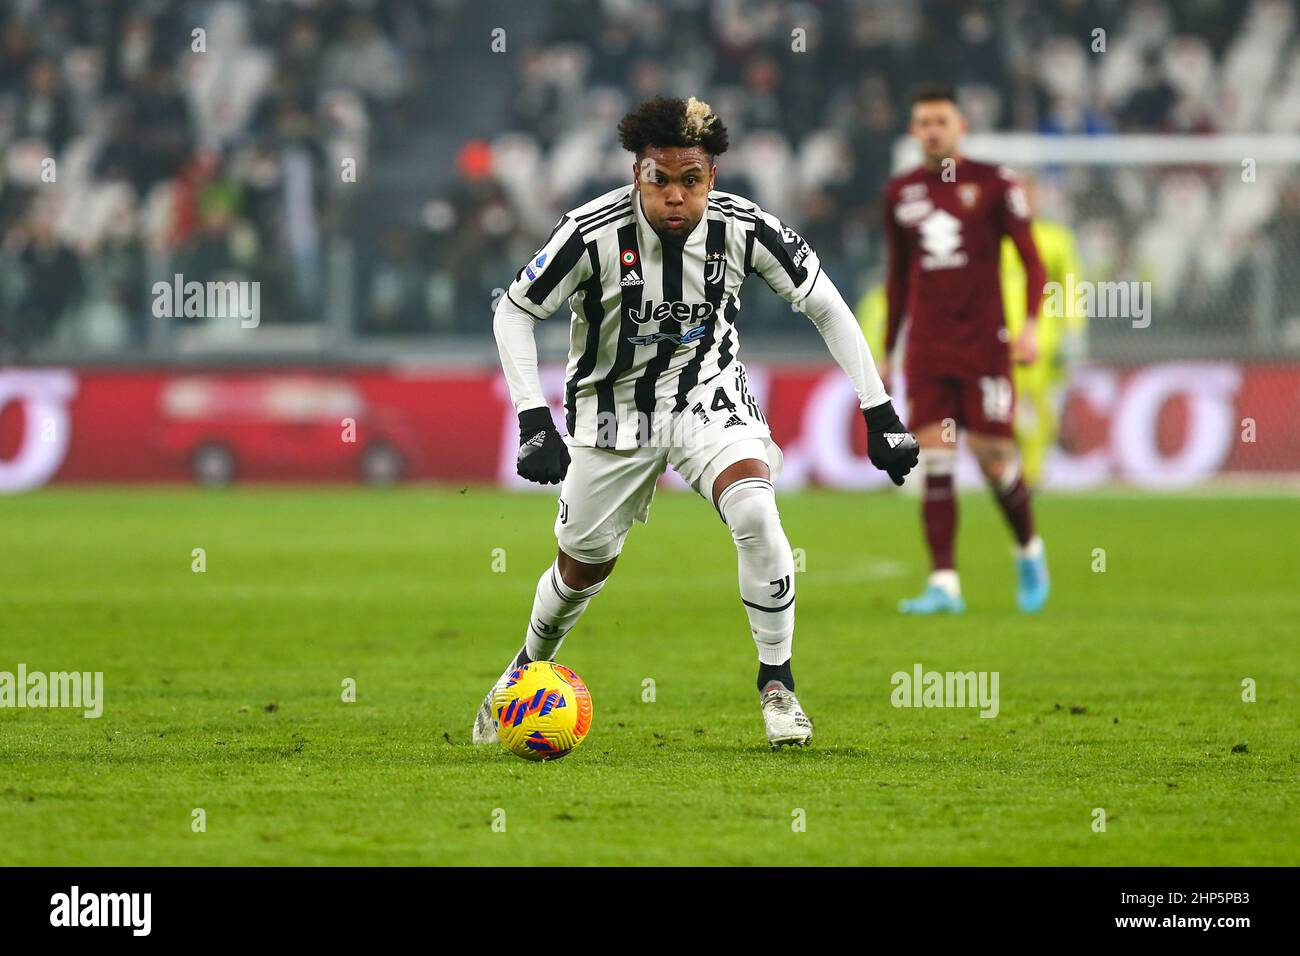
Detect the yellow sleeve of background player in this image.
<box><xmin>1000</xmin><ymin>235</ymin><xmax>1028</xmax><ymax>341</ymax></box>
<box><xmin>1052</xmin><ymin>223</ymin><xmax>1086</xmax><ymax>337</ymax></box>
<box><xmin>1006</xmin><ymin>220</ymin><xmax>1086</xmax><ymax>370</ymax></box>
<box><xmin>1037</xmin><ymin>220</ymin><xmax>1086</xmax><ymax>373</ymax></box>
<box><xmin>855</xmin><ymin>284</ymin><xmax>888</xmax><ymax>366</ymax></box>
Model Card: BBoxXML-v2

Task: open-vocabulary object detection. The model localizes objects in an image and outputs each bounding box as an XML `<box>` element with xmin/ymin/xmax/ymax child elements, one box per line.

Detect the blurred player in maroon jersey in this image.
<box><xmin>882</xmin><ymin>85</ymin><xmax>1049</xmax><ymax>614</ymax></box>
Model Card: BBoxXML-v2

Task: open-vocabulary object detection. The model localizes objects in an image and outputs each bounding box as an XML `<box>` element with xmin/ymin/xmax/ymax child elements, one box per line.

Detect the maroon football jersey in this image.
<box><xmin>883</xmin><ymin>158</ymin><xmax>1045</xmax><ymax>377</ymax></box>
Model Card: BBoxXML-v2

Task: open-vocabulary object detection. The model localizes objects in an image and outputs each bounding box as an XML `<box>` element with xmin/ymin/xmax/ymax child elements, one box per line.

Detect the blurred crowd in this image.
<box><xmin>2</xmin><ymin>0</ymin><xmax>1299</xmax><ymax>354</ymax></box>
<box><xmin>0</xmin><ymin>0</ymin><xmax>444</xmax><ymax>353</ymax></box>
<box><xmin>435</xmin><ymin>0</ymin><xmax>1300</xmax><ymax>342</ymax></box>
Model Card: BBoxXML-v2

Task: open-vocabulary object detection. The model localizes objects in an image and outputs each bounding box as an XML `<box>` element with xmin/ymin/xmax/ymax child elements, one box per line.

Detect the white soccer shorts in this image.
<box><xmin>554</xmin><ymin>363</ymin><xmax>784</xmax><ymax>563</ymax></box>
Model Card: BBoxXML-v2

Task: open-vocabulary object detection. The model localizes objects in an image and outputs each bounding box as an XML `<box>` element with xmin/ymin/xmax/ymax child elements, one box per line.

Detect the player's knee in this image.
<box><xmin>718</xmin><ymin>478</ymin><xmax>784</xmax><ymax>550</ymax></box>
<box><xmin>556</xmin><ymin>550</ymin><xmax>616</xmax><ymax>590</ymax></box>
<box><xmin>915</xmin><ymin>422</ymin><xmax>950</xmax><ymax>450</ymax></box>
<box><xmin>975</xmin><ymin>443</ymin><xmax>1020</xmax><ymax>491</ymax></box>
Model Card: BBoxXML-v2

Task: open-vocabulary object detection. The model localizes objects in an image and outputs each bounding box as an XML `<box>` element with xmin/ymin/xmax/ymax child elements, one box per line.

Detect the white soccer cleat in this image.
<box><xmin>760</xmin><ymin>683</ymin><xmax>813</xmax><ymax>749</ymax></box>
<box><xmin>472</xmin><ymin>687</ymin><xmax>500</xmax><ymax>745</ymax></box>
<box><xmin>472</xmin><ymin>658</ymin><xmax>521</xmax><ymax>745</ymax></box>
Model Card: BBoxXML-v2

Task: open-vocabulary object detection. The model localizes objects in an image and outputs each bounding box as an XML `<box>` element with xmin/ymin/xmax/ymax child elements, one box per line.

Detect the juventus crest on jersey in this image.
<box><xmin>504</xmin><ymin>185</ymin><xmax>822</xmax><ymax>449</ymax></box>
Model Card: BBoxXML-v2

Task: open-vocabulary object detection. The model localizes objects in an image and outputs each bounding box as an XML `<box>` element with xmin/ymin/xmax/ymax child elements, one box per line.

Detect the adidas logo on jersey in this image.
<box><xmin>620</xmin><ymin>270</ymin><xmax>643</xmax><ymax>287</ymax></box>
<box><xmin>723</xmin><ymin>414</ymin><xmax>745</xmax><ymax>428</ymax></box>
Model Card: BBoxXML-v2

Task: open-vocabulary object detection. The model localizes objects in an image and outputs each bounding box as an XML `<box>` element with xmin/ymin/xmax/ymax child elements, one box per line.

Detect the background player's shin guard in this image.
<box><xmin>923</xmin><ymin>448</ymin><xmax>958</xmax><ymax>584</ymax></box>
<box><xmin>718</xmin><ymin>477</ymin><xmax>795</xmax><ymax>667</ymax></box>
<box><xmin>522</xmin><ymin>558</ymin><xmax>604</xmax><ymax>662</ymax></box>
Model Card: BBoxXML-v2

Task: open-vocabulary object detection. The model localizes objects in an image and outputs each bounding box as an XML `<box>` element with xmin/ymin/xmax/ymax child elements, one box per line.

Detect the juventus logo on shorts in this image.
<box><xmin>558</xmin><ymin>497</ymin><xmax>569</xmax><ymax>524</ymax></box>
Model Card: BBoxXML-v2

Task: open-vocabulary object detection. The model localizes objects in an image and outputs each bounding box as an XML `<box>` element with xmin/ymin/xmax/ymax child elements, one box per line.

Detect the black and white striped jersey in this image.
<box><xmin>504</xmin><ymin>185</ymin><xmax>822</xmax><ymax>449</ymax></box>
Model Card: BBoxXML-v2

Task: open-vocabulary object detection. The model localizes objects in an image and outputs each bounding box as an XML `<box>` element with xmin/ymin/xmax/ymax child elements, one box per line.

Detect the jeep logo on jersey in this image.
<box><xmin>629</xmin><ymin>300</ymin><xmax>716</xmax><ymax>326</ymax></box>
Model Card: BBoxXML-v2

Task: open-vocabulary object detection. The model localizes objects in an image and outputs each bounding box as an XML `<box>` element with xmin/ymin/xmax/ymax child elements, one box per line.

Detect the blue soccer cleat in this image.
<box><xmin>899</xmin><ymin>584</ymin><xmax>966</xmax><ymax>615</ymax></box>
<box><xmin>1016</xmin><ymin>543</ymin><xmax>1050</xmax><ymax>613</ymax></box>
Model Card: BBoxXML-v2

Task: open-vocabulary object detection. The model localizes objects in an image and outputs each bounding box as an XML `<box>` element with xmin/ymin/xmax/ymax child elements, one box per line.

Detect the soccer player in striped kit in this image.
<box><xmin>478</xmin><ymin>96</ymin><xmax>919</xmax><ymax>748</ymax></box>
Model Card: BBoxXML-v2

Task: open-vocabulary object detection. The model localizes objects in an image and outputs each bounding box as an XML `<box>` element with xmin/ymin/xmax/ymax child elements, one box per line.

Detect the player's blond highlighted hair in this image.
<box><xmin>682</xmin><ymin>97</ymin><xmax>717</xmax><ymax>145</ymax></box>
<box><xmin>618</xmin><ymin>96</ymin><xmax>730</xmax><ymax>158</ymax></box>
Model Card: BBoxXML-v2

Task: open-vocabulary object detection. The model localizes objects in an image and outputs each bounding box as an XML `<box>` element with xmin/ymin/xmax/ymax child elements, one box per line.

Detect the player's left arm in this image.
<box><xmin>747</xmin><ymin>207</ymin><xmax>919</xmax><ymax>485</ymax></box>
<box><xmin>998</xmin><ymin>169</ymin><xmax>1047</xmax><ymax>365</ymax></box>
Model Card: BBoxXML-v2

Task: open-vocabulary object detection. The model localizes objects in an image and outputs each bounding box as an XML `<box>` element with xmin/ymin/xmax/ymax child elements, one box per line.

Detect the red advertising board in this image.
<box><xmin>1</xmin><ymin>362</ymin><xmax>1297</xmax><ymax>492</ymax></box>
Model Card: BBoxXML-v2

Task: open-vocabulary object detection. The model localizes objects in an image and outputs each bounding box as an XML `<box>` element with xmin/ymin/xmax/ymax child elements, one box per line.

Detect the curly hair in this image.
<box><xmin>617</xmin><ymin>96</ymin><xmax>730</xmax><ymax>160</ymax></box>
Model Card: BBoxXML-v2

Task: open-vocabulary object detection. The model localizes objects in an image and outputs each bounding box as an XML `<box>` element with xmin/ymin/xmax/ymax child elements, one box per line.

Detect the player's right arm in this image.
<box><xmin>494</xmin><ymin>215</ymin><xmax>593</xmax><ymax>484</ymax></box>
<box><xmin>882</xmin><ymin>183</ymin><xmax>910</xmax><ymax>377</ymax></box>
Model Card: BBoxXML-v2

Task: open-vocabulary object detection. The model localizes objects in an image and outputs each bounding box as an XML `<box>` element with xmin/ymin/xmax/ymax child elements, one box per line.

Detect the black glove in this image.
<box><xmin>516</xmin><ymin>407</ymin><xmax>570</xmax><ymax>485</ymax></box>
<box><xmin>864</xmin><ymin>400</ymin><xmax>920</xmax><ymax>487</ymax></box>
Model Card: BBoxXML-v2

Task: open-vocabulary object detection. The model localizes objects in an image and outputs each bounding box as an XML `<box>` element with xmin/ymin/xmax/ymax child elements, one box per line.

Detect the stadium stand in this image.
<box><xmin>1</xmin><ymin>0</ymin><xmax>1297</xmax><ymax>356</ymax></box>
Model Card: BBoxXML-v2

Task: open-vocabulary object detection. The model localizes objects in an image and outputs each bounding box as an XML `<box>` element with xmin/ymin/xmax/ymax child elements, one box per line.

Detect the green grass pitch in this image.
<box><xmin>2</xmin><ymin>486</ymin><xmax>1297</xmax><ymax>866</ymax></box>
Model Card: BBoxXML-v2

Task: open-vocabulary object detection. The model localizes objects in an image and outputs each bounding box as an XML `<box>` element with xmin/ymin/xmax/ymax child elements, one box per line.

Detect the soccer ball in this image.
<box><xmin>492</xmin><ymin>661</ymin><xmax>593</xmax><ymax>761</ymax></box>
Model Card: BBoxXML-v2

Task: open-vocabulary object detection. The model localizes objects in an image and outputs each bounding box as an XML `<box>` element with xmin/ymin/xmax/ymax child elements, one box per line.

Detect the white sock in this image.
<box><xmin>1015</xmin><ymin>535</ymin><xmax>1044</xmax><ymax>560</ymax></box>
<box><xmin>523</xmin><ymin>559</ymin><xmax>604</xmax><ymax>662</ymax></box>
<box><xmin>718</xmin><ymin>477</ymin><xmax>795</xmax><ymax>666</ymax></box>
<box><xmin>929</xmin><ymin>569</ymin><xmax>961</xmax><ymax>597</ymax></box>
